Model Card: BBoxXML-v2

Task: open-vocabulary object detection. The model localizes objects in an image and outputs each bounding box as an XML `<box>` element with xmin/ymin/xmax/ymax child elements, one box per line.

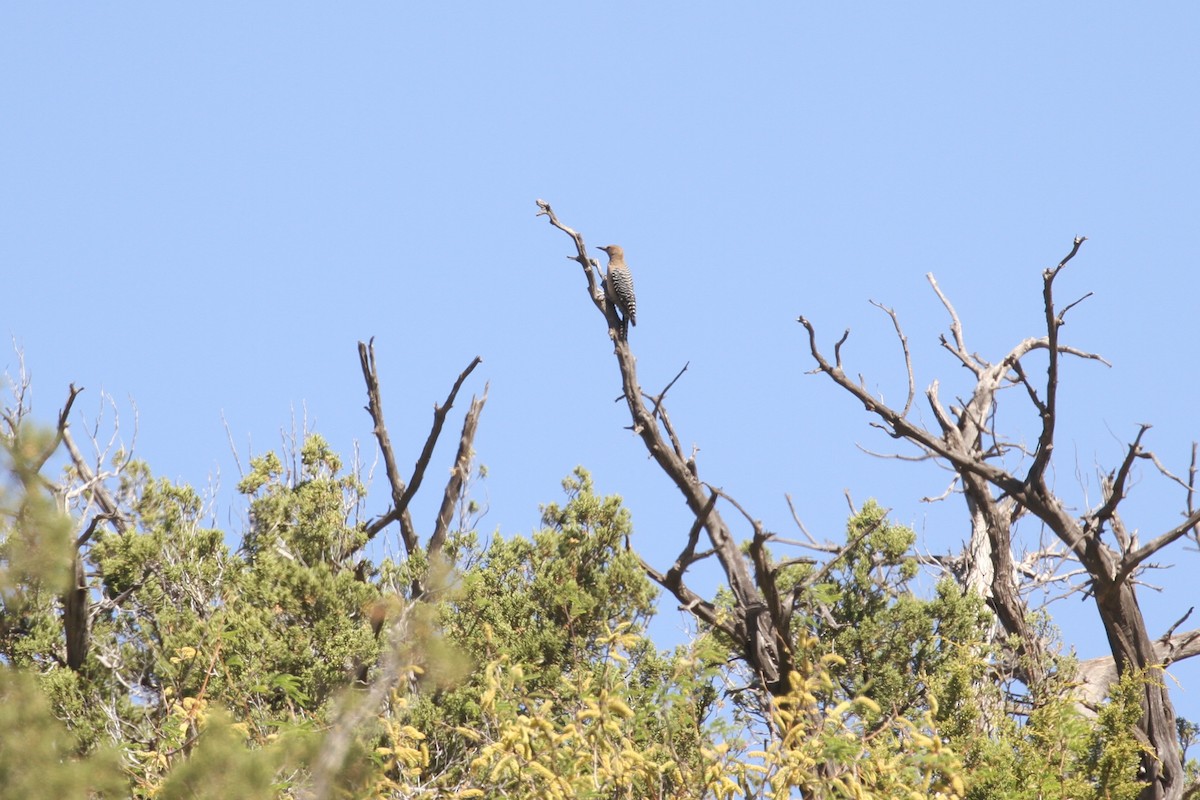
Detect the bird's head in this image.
<box><xmin>596</xmin><ymin>244</ymin><xmax>623</xmax><ymax>259</ymax></box>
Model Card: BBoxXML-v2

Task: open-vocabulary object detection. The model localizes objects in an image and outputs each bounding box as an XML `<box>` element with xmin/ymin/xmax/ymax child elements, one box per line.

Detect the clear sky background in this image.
<box><xmin>4</xmin><ymin>5</ymin><xmax>1199</xmax><ymax>723</ymax></box>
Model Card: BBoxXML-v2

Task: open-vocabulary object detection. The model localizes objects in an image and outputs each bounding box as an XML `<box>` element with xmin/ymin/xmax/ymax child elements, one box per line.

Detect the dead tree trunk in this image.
<box><xmin>537</xmin><ymin>200</ymin><xmax>791</xmax><ymax>699</ymax></box>
<box><xmin>3</xmin><ymin>381</ymin><xmax>134</xmax><ymax>674</ymax></box>
<box><xmin>799</xmin><ymin>238</ymin><xmax>1200</xmax><ymax>800</ymax></box>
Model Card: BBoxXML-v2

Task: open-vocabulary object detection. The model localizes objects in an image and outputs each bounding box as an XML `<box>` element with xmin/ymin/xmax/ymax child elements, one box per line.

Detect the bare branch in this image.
<box><xmin>784</xmin><ymin>493</ymin><xmax>819</xmax><ymax>546</ymax></box>
<box><xmin>24</xmin><ymin>383</ymin><xmax>83</xmax><ymax>475</ymax></box>
<box><xmin>1159</xmin><ymin>627</ymin><xmax>1200</xmax><ymax>669</ymax></box>
<box><xmin>545</xmin><ymin>201</ymin><xmax>784</xmax><ymax>693</ymax></box>
<box><xmin>1191</xmin><ymin>443</ymin><xmax>1198</xmax><ymax>522</ymax></box>
<box><xmin>1117</xmin><ymin>509</ymin><xmax>1200</xmax><ymax>584</ymax></box>
<box><xmin>801</xmin><ymin>515</ymin><xmax>886</xmax><ymax>591</ymax></box>
<box><xmin>1059</xmin><ymin>291</ymin><xmax>1094</xmax><ymax>320</ymax></box>
<box><xmin>62</xmin><ymin>428</ymin><xmax>129</xmax><ymax>535</ymax></box>
<box><xmin>1009</xmin><ymin>360</ymin><xmax>1047</xmax><ymax>417</ymax></box>
<box><xmin>855</xmin><ymin>442</ymin><xmax>935</xmax><ymax>462</ymax></box>
<box><xmin>927</xmin><ymin>273</ymin><xmax>984</xmax><ymax>376</ymax></box>
<box><xmin>1027</xmin><ymin>237</ymin><xmax>1088</xmax><ymax>485</ymax></box>
<box><xmin>648</xmin><ymin>361</ymin><xmax>689</xmax><ymax>421</ymax></box>
<box><xmin>1077</xmin><ymin>623</ymin><xmax>1200</xmax><ymax>713</ymax></box>
<box><xmin>921</xmin><ymin>477</ymin><xmax>959</xmax><ymax>503</ymax></box>
<box><xmin>640</xmin><ymin>364</ymin><xmax>691</xmax><ymax>460</ymax></box>
<box><xmin>358</xmin><ymin>339</ymin><xmax>418</xmax><ymax>552</ymax></box>
<box><xmin>535</xmin><ymin>199</ymin><xmax>606</xmax><ymax>312</ymax></box>
<box><xmin>771</xmin><ymin>556</ymin><xmax>817</xmax><ymax>572</ymax></box>
<box><xmin>804</xmin><ymin>237</ymin><xmax>1199</xmax><ymax>794</ymax></box>
<box><xmin>1136</xmin><ymin>445</ymin><xmax>1194</xmax><ymax>494</ymax></box>
<box><xmin>832</xmin><ymin>329</ymin><xmax>850</xmax><ymax>370</ymax></box>
<box><xmin>639</xmin><ymin>554</ymin><xmax>738</xmax><ymax>642</ymax></box>
<box><xmin>1056</xmin><ymin>344</ymin><xmax>1110</xmax><ymax>366</ymax></box>
<box><xmin>429</xmin><ymin>386</ymin><xmax>488</xmax><ymax>563</ymax></box>
<box><xmin>710</xmin><ymin>484</ymin><xmax>763</xmax><ymax>534</ymax></box>
<box><xmin>665</xmin><ymin>491</ymin><xmax>719</xmax><ymax>587</ymax></box>
<box><xmin>359</xmin><ymin>339</ymin><xmax>483</xmax><ymax>559</ymax></box>
<box><xmin>1049</xmin><ymin>234</ymin><xmax>1088</xmax><ymax>278</ymax></box>
<box><xmin>869</xmin><ymin>300</ymin><xmax>916</xmax><ymax>417</ymax></box>
<box><xmin>1</xmin><ymin>343</ymin><xmax>33</xmax><ymax>438</ymax></box>
<box><xmin>655</xmin><ymin>402</ymin><xmax>687</xmax><ymax>462</ymax></box>
<box><xmin>1091</xmin><ymin>425</ymin><xmax>1151</xmax><ymax>528</ymax></box>
<box><xmin>1161</xmin><ymin>608</ymin><xmax>1194</xmax><ymax>644</ymax></box>
<box><xmin>75</xmin><ymin>512</ymin><xmax>115</xmax><ymax>549</ymax></box>
<box><xmin>52</xmin><ymin>398</ymin><xmax>135</xmax><ymax>673</ymax></box>
<box><xmin>925</xmin><ymin>381</ymin><xmax>960</xmax><ymax>438</ymax></box>
<box><xmin>91</xmin><ymin>567</ymin><xmax>152</xmax><ymax>618</ymax></box>
<box><xmin>221</xmin><ymin>411</ymin><xmax>245</xmax><ymax>482</ymax></box>
<box><xmin>399</xmin><ymin>355</ymin><xmax>483</xmax><ymax>521</ymax></box>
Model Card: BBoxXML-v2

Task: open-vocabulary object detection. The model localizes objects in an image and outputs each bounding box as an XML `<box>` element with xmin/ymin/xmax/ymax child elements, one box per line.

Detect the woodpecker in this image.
<box><xmin>597</xmin><ymin>244</ymin><xmax>637</xmax><ymax>340</ymax></box>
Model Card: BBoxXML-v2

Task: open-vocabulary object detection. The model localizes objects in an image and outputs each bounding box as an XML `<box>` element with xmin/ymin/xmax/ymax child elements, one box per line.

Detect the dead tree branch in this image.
<box><xmin>539</xmin><ymin>200</ymin><xmax>790</xmax><ymax>699</ymax></box>
<box><xmin>359</xmin><ymin>339</ymin><xmax>417</xmax><ymax>551</ymax></box>
<box><xmin>357</xmin><ymin>339</ymin><xmax>485</xmax><ymax>599</ymax></box>
<box><xmin>358</xmin><ymin>339</ymin><xmax>482</xmax><ymax>553</ymax></box>
<box><xmin>799</xmin><ymin>237</ymin><xmax>1193</xmax><ymax>799</ymax></box>
<box><xmin>429</xmin><ymin>386</ymin><xmax>489</xmax><ymax>562</ymax></box>
<box><xmin>535</xmin><ymin>199</ymin><xmax>606</xmax><ymax>312</ymax></box>
<box><xmin>17</xmin><ymin>387</ymin><xmax>133</xmax><ymax>673</ymax></box>
<box><xmin>869</xmin><ymin>301</ymin><xmax>916</xmax><ymax>417</ymax></box>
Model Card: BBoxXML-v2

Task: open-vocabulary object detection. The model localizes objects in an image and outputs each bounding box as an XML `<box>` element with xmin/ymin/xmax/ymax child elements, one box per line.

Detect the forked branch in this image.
<box><xmin>358</xmin><ymin>338</ymin><xmax>483</xmax><ymax>556</ymax></box>
<box><xmin>539</xmin><ymin>199</ymin><xmax>789</xmax><ymax>696</ymax></box>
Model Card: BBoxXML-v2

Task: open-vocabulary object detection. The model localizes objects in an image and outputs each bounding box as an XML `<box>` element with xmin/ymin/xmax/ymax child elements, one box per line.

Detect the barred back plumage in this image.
<box><xmin>597</xmin><ymin>244</ymin><xmax>637</xmax><ymax>341</ymax></box>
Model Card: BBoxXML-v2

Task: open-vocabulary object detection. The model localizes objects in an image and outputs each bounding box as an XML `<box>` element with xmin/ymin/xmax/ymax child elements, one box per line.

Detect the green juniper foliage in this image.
<box><xmin>0</xmin><ymin>419</ymin><xmax>1175</xmax><ymax>798</ymax></box>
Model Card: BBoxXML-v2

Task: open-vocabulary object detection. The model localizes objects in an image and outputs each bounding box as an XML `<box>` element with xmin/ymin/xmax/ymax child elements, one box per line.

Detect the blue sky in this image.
<box><xmin>4</xmin><ymin>5</ymin><xmax>1199</xmax><ymax>723</ymax></box>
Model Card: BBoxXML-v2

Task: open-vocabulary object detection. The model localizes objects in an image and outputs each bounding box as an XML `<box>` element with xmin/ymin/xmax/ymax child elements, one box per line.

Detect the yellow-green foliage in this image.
<box><xmin>955</xmin><ymin>666</ymin><xmax>1149</xmax><ymax>800</ymax></box>
<box><xmin>0</xmin><ymin>429</ymin><xmax>75</xmax><ymax>668</ymax></box>
<box><xmin>0</xmin><ymin>421</ymin><xmax>1164</xmax><ymax>799</ymax></box>
<box><xmin>456</xmin><ymin>627</ymin><xmax>699</xmax><ymax>799</ymax></box>
<box><xmin>745</xmin><ymin>637</ymin><xmax>964</xmax><ymax>800</ymax></box>
<box><xmin>372</xmin><ymin>626</ymin><xmax>965</xmax><ymax>800</ymax></box>
<box><xmin>0</xmin><ymin>668</ymin><xmax>125</xmax><ymax>799</ymax></box>
<box><xmin>1089</xmin><ymin>670</ymin><xmax>1152</xmax><ymax>800</ymax></box>
<box><xmin>155</xmin><ymin>711</ymin><xmax>294</xmax><ymax>800</ymax></box>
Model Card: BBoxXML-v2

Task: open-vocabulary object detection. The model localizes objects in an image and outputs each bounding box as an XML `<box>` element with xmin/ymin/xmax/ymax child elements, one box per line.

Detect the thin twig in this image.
<box><xmin>869</xmin><ymin>300</ymin><xmax>916</xmax><ymax>418</ymax></box>
<box><xmin>927</xmin><ymin>273</ymin><xmax>983</xmax><ymax>376</ymax></box>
